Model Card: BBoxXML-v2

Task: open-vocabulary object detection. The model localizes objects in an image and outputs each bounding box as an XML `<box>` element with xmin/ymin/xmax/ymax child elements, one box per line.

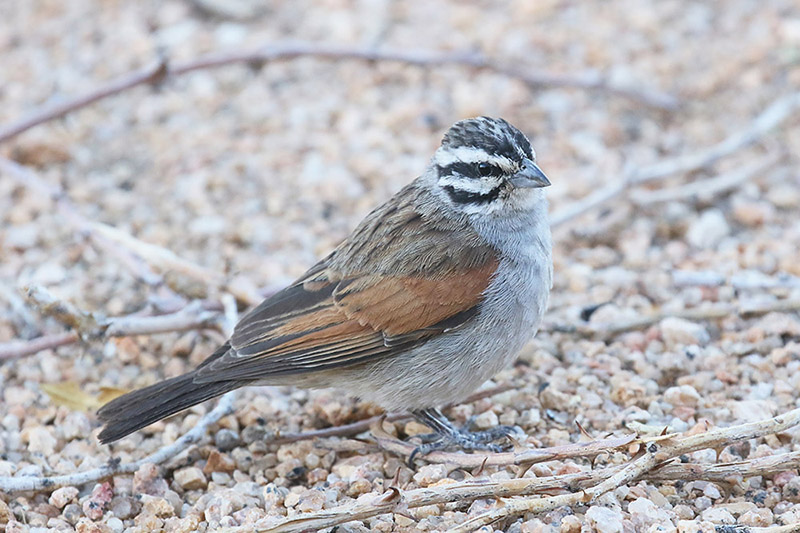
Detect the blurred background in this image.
<box><xmin>2</xmin><ymin>0</ymin><xmax>800</xmax><ymax>530</ymax></box>
<box><xmin>2</xmin><ymin>1</ymin><xmax>798</xmax><ymax>309</ymax></box>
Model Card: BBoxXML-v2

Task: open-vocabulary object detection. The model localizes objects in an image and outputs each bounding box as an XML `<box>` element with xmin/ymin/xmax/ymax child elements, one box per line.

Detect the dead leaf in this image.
<box><xmin>41</xmin><ymin>381</ymin><xmax>100</xmax><ymax>411</ymax></box>
<box><xmin>40</xmin><ymin>382</ymin><xmax>130</xmax><ymax>411</ymax></box>
<box><xmin>97</xmin><ymin>386</ymin><xmax>128</xmax><ymax>405</ymax></box>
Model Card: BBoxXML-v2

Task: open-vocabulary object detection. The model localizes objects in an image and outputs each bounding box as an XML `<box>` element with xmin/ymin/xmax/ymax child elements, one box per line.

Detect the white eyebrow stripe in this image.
<box><xmin>433</xmin><ymin>147</ymin><xmax>518</xmax><ymax>170</ymax></box>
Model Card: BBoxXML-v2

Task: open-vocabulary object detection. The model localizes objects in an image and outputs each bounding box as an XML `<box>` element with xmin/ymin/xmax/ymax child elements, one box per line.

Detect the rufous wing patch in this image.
<box><xmin>198</xmin><ymin>252</ymin><xmax>498</xmax><ymax>379</ymax></box>
<box><xmin>332</xmin><ymin>258</ymin><xmax>498</xmax><ymax>336</ymax></box>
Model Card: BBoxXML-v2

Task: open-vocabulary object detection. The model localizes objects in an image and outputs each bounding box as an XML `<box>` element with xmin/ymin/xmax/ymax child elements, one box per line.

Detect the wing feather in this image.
<box><xmin>194</xmin><ymin>185</ymin><xmax>499</xmax><ymax>383</ymax></box>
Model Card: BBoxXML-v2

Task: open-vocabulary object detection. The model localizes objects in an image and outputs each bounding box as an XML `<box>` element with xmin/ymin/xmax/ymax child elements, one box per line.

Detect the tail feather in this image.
<box><xmin>97</xmin><ymin>372</ymin><xmax>240</xmax><ymax>443</ymax></box>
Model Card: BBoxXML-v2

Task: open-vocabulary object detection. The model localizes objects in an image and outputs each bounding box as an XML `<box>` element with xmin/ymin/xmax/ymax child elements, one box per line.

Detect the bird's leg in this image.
<box><xmin>407</xmin><ymin>407</ymin><xmax>519</xmax><ymax>463</ymax></box>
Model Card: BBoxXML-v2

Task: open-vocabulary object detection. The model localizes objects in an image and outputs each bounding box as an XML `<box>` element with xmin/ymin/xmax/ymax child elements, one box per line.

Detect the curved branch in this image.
<box><xmin>550</xmin><ymin>93</ymin><xmax>800</xmax><ymax>228</ymax></box>
<box><xmin>0</xmin><ymin>43</ymin><xmax>679</xmax><ymax>144</ymax></box>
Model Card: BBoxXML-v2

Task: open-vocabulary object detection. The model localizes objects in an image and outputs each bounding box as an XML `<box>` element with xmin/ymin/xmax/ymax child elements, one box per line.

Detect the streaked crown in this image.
<box><xmin>432</xmin><ymin>117</ymin><xmax>549</xmax><ymax>211</ymax></box>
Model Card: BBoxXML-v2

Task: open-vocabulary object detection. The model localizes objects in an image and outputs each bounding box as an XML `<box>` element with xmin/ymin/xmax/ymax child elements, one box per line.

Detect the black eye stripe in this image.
<box><xmin>437</xmin><ymin>162</ymin><xmax>505</xmax><ymax>179</ymax></box>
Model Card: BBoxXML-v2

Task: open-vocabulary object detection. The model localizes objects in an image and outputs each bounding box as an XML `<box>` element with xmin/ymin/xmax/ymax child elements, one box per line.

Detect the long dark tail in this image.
<box><xmin>97</xmin><ymin>371</ymin><xmax>240</xmax><ymax>444</ymax></box>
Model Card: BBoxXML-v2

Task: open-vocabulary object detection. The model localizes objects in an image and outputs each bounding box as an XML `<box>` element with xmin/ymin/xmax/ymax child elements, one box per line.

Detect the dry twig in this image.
<box><xmin>372</xmin><ymin>420</ymin><xmax>635</xmax><ymax>468</ymax></box>
<box><xmin>452</xmin><ymin>407</ymin><xmax>800</xmax><ymax>532</ymax></box>
<box><xmin>0</xmin><ymin>291</ymin><xmax>221</xmax><ymax>361</ymax></box>
<box><xmin>0</xmin><ymin>59</ymin><xmax>168</xmax><ymax>143</ymax></box>
<box><xmin>0</xmin><ymin>44</ymin><xmax>679</xmax><ymax>145</ymax></box>
<box><xmin>0</xmin><ymin>391</ymin><xmax>236</xmax><ymax>492</ymax></box>
<box><xmin>248</xmin><ymin>412</ymin><xmax>800</xmax><ymax>533</ymax></box>
<box><xmin>550</xmin><ymin>92</ymin><xmax>800</xmax><ymax>228</ymax></box>
<box><xmin>631</xmin><ymin>153</ymin><xmax>782</xmax><ymax>205</ymax></box>
<box><xmin>0</xmin><ymin>332</ymin><xmax>79</xmax><ymax>361</ymax></box>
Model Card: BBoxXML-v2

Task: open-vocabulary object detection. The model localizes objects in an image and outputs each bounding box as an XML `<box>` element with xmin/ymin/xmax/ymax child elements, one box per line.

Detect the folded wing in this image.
<box><xmin>194</xmin><ymin>256</ymin><xmax>497</xmax><ymax>382</ymax></box>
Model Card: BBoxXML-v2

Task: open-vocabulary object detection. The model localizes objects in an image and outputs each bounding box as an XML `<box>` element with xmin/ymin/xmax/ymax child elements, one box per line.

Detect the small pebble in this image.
<box><xmin>472</xmin><ymin>410</ymin><xmax>499</xmax><ymax>429</ymax></box>
<box><xmin>413</xmin><ymin>464</ymin><xmax>449</xmax><ymax>487</ymax></box>
<box><xmin>204</xmin><ymin>450</ymin><xmax>237</xmax><ymax>474</ymax></box>
<box><xmin>174</xmin><ymin>466</ymin><xmax>207</xmax><ymax>490</ymax></box>
<box><xmin>63</xmin><ymin>503</ymin><xmax>82</xmax><ymax>525</ymax></box>
<box><xmin>23</xmin><ymin>427</ymin><xmax>58</xmax><ymax>455</ymax></box>
<box><xmin>82</xmin><ymin>482</ymin><xmax>113</xmax><ymax>520</ymax></box>
<box><xmin>700</xmin><ymin>507</ymin><xmax>735</xmax><ymax>524</ymax></box>
<box><xmin>739</xmin><ymin>507</ymin><xmax>773</xmax><ymax>526</ymax></box>
<box><xmin>585</xmin><ymin>505</ymin><xmax>624</xmax><ymax>533</ymax></box>
<box><xmin>296</xmin><ymin>488</ymin><xmax>326</xmax><ymax>512</ymax></box>
<box><xmin>695</xmin><ymin>496</ymin><xmax>713</xmax><ymax>511</ymax></box>
<box><xmin>106</xmin><ymin>516</ymin><xmax>124</xmax><ymax>533</ymax></box>
<box><xmin>663</xmin><ymin>385</ymin><xmax>701</xmax><ymax>407</ymax></box>
<box><xmin>49</xmin><ymin>486</ymin><xmax>79</xmax><ymax>509</ymax></box>
<box><xmin>214</xmin><ymin>429</ymin><xmax>241</xmax><ymax>451</ymax></box>
<box><xmin>109</xmin><ymin>496</ymin><xmax>140</xmax><ymax>520</ymax></box>
<box><xmin>628</xmin><ymin>497</ymin><xmax>674</xmax><ymax>528</ymax></box>
<box><xmin>660</xmin><ymin>317</ymin><xmax>710</xmax><ymax>347</ymax></box>
<box><xmin>133</xmin><ymin>463</ymin><xmax>168</xmax><ymax>496</ymax></box>
<box><xmin>686</xmin><ymin>209</ymin><xmax>730</xmax><ymax>248</ymax></box>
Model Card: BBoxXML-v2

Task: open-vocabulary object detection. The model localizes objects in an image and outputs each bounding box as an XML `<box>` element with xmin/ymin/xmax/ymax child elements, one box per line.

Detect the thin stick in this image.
<box><xmin>0</xmin><ymin>45</ymin><xmax>679</xmax><ymax>145</ymax></box>
<box><xmin>452</xmin><ymin>407</ymin><xmax>800</xmax><ymax>532</ymax></box>
<box><xmin>0</xmin><ymin>390</ymin><xmax>236</xmax><ymax>493</ymax></box>
<box><xmin>0</xmin><ymin>299</ymin><xmax>221</xmax><ymax>360</ymax></box>
<box><xmin>0</xmin><ymin>59</ymin><xmax>168</xmax><ymax>143</ymax></box>
<box><xmin>252</xmin><ymin>441</ymin><xmax>800</xmax><ymax>532</ymax></box>
<box><xmin>90</xmin><ymin>221</ymin><xmax>224</xmax><ymax>292</ymax></box>
<box><xmin>550</xmin><ymin>93</ymin><xmax>800</xmax><ymax>228</ymax></box>
<box><xmin>631</xmin><ymin>153</ymin><xmax>782</xmax><ymax>205</ymax></box>
<box><xmin>103</xmin><ymin>301</ymin><xmax>220</xmax><ymax>337</ymax></box>
<box><xmin>0</xmin><ymin>332</ymin><xmax>79</xmax><ymax>361</ymax></box>
<box><xmin>23</xmin><ymin>284</ymin><xmax>101</xmax><ymax>335</ymax></box>
<box><xmin>170</xmin><ymin>44</ymin><xmax>678</xmax><ymax>109</ymax></box>
<box><xmin>743</xmin><ymin>525</ymin><xmax>800</xmax><ymax>533</ymax></box>
<box><xmin>372</xmin><ymin>420</ymin><xmax>636</xmax><ymax>468</ymax></box>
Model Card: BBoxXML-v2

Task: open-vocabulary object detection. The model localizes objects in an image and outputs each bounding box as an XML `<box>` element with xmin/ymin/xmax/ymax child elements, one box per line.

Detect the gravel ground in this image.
<box><xmin>2</xmin><ymin>0</ymin><xmax>800</xmax><ymax>531</ymax></box>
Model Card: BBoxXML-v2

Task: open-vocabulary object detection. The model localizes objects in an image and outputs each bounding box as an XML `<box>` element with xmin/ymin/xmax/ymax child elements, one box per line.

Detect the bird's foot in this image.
<box><xmin>407</xmin><ymin>408</ymin><xmax>521</xmax><ymax>464</ymax></box>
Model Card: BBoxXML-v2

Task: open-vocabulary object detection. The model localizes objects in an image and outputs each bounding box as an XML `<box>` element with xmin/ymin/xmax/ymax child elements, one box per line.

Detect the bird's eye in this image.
<box><xmin>477</xmin><ymin>162</ymin><xmax>499</xmax><ymax>177</ymax></box>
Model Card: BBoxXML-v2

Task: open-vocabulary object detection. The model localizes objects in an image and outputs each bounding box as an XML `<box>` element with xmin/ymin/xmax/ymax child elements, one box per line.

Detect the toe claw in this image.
<box><xmin>407</xmin><ymin>409</ymin><xmax>525</xmax><ymax>463</ymax></box>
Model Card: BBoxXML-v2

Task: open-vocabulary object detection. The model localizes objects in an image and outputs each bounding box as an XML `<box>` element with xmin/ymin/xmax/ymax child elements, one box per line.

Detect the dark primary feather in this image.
<box><xmin>97</xmin><ymin>181</ymin><xmax>499</xmax><ymax>442</ymax></box>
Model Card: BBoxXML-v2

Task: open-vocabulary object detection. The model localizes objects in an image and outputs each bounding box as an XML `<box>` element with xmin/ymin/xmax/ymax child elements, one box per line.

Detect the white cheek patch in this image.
<box><xmin>438</xmin><ymin>174</ymin><xmax>501</xmax><ymax>194</ymax></box>
<box><xmin>458</xmin><ymin>197</ymin><xmax>508</xmax><ymax>215</ymax></box>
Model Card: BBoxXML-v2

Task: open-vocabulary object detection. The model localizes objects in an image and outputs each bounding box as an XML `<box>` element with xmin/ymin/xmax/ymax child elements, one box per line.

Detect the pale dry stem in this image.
<box><xmin>550</xmin><ymin>93</ymin><xmax>800</xmax><ymax>228</ymax></box>
<box><xmin>246</xmin><ymin>409</ymin><xmax>800</xmax><ymax>533</ymax></box>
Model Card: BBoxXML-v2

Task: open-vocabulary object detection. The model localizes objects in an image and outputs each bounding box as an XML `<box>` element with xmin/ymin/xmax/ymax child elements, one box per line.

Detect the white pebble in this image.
<box><xmin>701</xmin><ymin>507</ymin><xmax>735</xmax><ymax>524</ymax></box>
<box><xmin>585</xmin><ymin>505</ymin><xmax>624</xmax><ymax>533</ymax></box>
<box><xmin>687</xmin><ymin>209</ymin><xmax>730</xmax><ymax>248</ymax></box>
<box><xmin>663</xmin><ymin>385</ymin><xmax>701</xmax><ymax>408</ymax></box>
<box><xmin>660</xmin><ymin>317</ymin><xmax>710</xmax><ymax>348</ymax></box>
<box><xmin>49</xmin><ymin>486</ymin><xmax>78</xmax><ymax>509</ymax></box>
<box><xmin>628</xmin><ymin>497</ymin><xmax>675</xmax><ymax>528</ymax></box>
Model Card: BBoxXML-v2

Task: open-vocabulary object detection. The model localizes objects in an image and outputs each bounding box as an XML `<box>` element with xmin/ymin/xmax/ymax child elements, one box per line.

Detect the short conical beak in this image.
<box><xmin>510</xmin><ymin>159</ymin><xmax>551</xmax><ymax>188</ymax></box>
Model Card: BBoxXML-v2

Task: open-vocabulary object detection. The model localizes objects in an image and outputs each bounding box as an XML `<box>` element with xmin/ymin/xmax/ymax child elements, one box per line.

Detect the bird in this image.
<box><xmin>97</xmin><ymin>116</ymin><xmax>553</xmax><ymax>459</ymax></box>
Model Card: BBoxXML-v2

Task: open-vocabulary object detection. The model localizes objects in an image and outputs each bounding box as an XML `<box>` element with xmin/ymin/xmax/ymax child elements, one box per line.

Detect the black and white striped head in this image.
<box><xmin>432</xmin><ymin>117</ymin><xmax>550</xmax><ymax>215</ymax></box>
